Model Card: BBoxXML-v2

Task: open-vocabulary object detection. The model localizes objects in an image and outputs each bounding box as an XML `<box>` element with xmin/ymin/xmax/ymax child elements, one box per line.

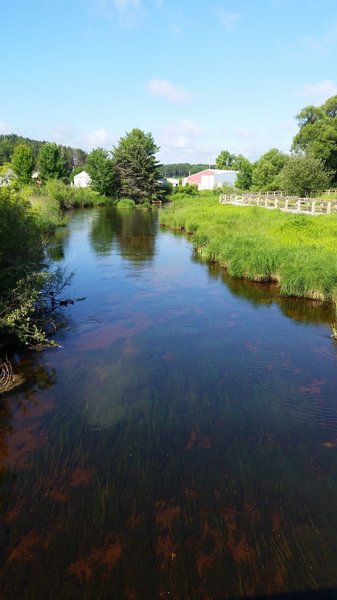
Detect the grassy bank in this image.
<box><xmin>160</xmin><ymin>193</ymin><xmax>337</xmax><ymax>302</ymax></box>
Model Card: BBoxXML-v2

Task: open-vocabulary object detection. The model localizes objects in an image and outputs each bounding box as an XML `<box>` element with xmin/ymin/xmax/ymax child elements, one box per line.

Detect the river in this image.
<box><xmin>1</xmin><ymin>207</ymin><xmax>337</xmax><ymax>599</ymax></box>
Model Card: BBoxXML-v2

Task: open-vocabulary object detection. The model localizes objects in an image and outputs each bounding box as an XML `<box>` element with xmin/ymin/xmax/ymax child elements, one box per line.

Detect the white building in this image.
<box><xmin>73</xmin><ymin>170</ymin><xmax>92</xmax><ymax>188</ymax></box>
<box><xmin>167</xmin><ymin>177</ymin><xmax>179</xmax><ymax>187</ymax></box>
<box><xmin>182</xmin><ymin>169</ymin><xmax>237</xmax><ymax>190</ymax></box>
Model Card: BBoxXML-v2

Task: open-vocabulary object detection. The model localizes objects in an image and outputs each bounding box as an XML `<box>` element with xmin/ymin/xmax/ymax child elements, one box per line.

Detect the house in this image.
<box><xmin>73</xmin><ymin>170</ymin><xmax>92</xmax><ymax>188</ymax></box>
<box><xmin>158</xmin><ymin>177</ymin><xmax>179</xmax><ymax>188</ymax></box>
<box><xmin>167</xmin><ymin>177</ymin><xmax>179</xmax><ymax>187</ymax></box>
<box><xmin>182</xmin><ymin>169</ymin><xmax>237</xmax><ymax>190</ymax></box>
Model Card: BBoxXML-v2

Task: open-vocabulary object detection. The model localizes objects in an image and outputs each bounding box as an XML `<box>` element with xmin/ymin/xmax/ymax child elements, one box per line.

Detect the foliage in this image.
<box><xmin>86</xmin><ymin>148</ymin><xmax>120</xmax><ymax>196</ymax></box>
<box><xmin>138</xmin><ymin>200</ymin><xmax>152</xmax><ymax>209</ymax></box>
<box><xmin>29</xmin><ymin>193</ymin><xmax>67</xmax><ymax>231</ymax></box>
<box><xmin>251</xmin><ymin>148</ymin><xmax>288</xmax><ymax>191</ymax></box>
<box><xmin>112</xmin><ymin>128</ymin><xmax>162</xmax><ymax>203</ymax></box>
<box><xmin>0</xmin><ymin>133</ymin><xmax>87</xmax><ymax>171</ymax></box>
<box><xmin>159</xmin><ymin>163</ymin><xmax>212</xmax><ymax>178</ymax></box>
<box><xmin>45</xmin><ymin>179</ymin><xmax>110</xmax><ymax>209</ymax></box>
<box><xmin>39</xmin><ymin>143</ymin><xmax>67</xmax><ymax>182</ymax></box>
<box><xmin>117</xmin><ymin>198</ymin><xmax>136</xmax><ymax>209</ymax></box>
<box><xmin>235</xmin><ymin>155</ymin><xmax>253</xmax><ymax>190</ymax></box>
<box><xmin>215</xmin><ymin>150</ymin><xmax>237</xmax><ymax>169</ymax></box>
<box><xmin>0</xmin><ymin>162</ymin><xmax>12</xmax><ymax>176</ymax></box>
<box><xmin>278</xmin><ymin>155</ymin><xmax>331</xmax><ymax>196</ymax></box>
<box><xmin>0</xmin><ymin>188</ymin><xmax>44</xmax><ymax>296</ymax></box>
<box><xmin>292</xmin><ymin>95</ymin><xmax>337</xmax><ymax>184</ymax></box>
<box><xmin>0</xmin><ymin>187</ymin><xmax>76</xmax><ymax>348</ymax></box>
<box><xmin>160</xmin><ymin>193</ymin><xmax>337</xmax><ymax>302</ymax></box>
<box><xmin>173</xmin><ymin>183</ymin><xmax>198</xmax><ymax>195</ymax></box>
<box><xmin>11</xmin><ymin>143</ymin><xmax>35</xmax><ymax>184</ymax></box>
<box><xmin>0</xmin><ymin>268</ymin><xmax>73</xmax><ymax>348</ymax></box>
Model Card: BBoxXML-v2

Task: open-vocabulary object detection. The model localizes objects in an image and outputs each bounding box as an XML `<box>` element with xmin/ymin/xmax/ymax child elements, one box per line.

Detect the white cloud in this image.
<box><xmin>295</xmin><ymin>80</ymin><xmax>337</xmax><ymax>102</ymax></box>
<box><xmin>84</xmin><ymin>128</ymin><xmax>117</xmax><ymax>149</ymax></box>
<box><xmin>214</xmin><ymin>7</ymin><xmax>241</xmax><ymax>30</ymax></box>
<box><xmin>148</xmin><ymin>79</ymin><xmax>192</xmax><ymax>103</ymax></box>
<box><xmin>0</xmin><ymin>121</ymin><xmax>11</xmax><ymax>134</ymax></box>
<box><xmin>89</xmin><ymin>0</ymin><xmax>145</xmax><ymax>26</ymax></box>
<box><xmin>301</xmin><ymin>23</ymin><xmax>337</xmax><ymax>56</ymax></box>
<box><xmin>50</xmin><ymin>124</ymin><xmax>76</xmax><ymax>144</ymax></box>
<box><xmin>236</xmin><ymin>128</ymin><xmax>257</xmax><ymax>139</ymax></box>
<box><xmin>157</xmin><ymin>119</ymin><xmax>209</xmax><ymax>162</ymax></box>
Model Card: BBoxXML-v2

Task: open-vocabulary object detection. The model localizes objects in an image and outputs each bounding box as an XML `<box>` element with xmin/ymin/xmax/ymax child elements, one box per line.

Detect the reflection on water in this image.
<box><xmin>90</xmin><ymin>207</ymin><xmax>157</xmax><ymax>262</ymax></box>
<box><xmin>1</xmin><ymin>208</ymin><xmax>337</xmax><ymax>598</ymax></box>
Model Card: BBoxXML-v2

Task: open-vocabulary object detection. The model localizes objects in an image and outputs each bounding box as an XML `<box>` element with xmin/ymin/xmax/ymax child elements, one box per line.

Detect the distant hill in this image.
<box><xmin>160</xmin><ymin>163</ymin><xmax>216</xmax><ymax>178</ymax></box>
<box><xmin>0</xmin><ymin>134</ymin><xmax>87</xmax><ymax>171</ymax></box>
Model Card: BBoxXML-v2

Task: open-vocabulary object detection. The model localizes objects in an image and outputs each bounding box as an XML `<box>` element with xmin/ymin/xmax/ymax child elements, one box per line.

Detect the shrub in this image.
<box><xmin>117</xmin><ymin>198</ymin><xmax>136</xmax><ymax>209</ymax></box>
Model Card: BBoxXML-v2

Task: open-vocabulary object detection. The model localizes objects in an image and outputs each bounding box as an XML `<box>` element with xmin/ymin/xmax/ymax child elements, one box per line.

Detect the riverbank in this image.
<box><xmin>160</xmin><ymin>193</ymin><xmax>337</xmax><ymax>302</ymax></box>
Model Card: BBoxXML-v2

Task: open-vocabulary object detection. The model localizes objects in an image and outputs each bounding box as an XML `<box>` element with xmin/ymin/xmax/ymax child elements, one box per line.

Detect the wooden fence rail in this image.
<box><xmin>219</xmin><ymin>193</ymin><xmax>337</xmax><ymax>215</ymax></box>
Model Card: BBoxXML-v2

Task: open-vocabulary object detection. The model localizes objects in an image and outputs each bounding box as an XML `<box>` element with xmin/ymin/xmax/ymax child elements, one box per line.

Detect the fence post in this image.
<box><xmin>297</xmin><ymin>200</ymin><xmax>301</xmax><ymax>212</ymax></box>
<box><xmin>311</xmin><ymin>201</ymin><xmax>315</xmax><ymax>214</ymax></box>
<box><xmin>327</xmin><ymin>202</ymin><xmax>331</xmax><ymax>214</ymax></box>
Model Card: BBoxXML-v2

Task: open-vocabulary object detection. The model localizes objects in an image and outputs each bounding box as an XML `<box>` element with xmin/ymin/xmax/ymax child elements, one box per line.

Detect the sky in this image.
<box><xmin>1</xmin><ymin>0</ymin><xmax>337</xmax><ymax>164</ymax></box>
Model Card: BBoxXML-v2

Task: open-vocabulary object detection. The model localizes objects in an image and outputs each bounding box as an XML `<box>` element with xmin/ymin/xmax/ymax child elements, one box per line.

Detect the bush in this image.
<box><xmin>45</xmin><ymin>179</ymin><xmax>109</xmax><ymax>209</ymax></box>
<box><xmin>173</xmin><ymin>183</ymin><xmax>198</xmax><ymax>195</ymax></box>
<box><xmin>0</xmin><ymin>188</ymin><xmax>44</xmax><ymax>296</ymax></box>
<box><xmin>117</xmin><ymin>198</ymin><xmax>136</xmax><ymax>209</ymax></box>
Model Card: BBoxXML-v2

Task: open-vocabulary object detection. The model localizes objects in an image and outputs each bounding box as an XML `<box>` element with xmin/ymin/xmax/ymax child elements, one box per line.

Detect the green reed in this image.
<box><xmin>160</xmin><ymin>194</ymin><xmax>337</xmax><ymax>302</ymax></box>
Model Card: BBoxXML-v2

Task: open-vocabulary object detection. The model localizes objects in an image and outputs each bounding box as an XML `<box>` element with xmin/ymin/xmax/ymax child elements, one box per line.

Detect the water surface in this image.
<box><xmin>1</xmin><ymin>207</ymin><xmax>337</xmax><ymax>599</ymax></box>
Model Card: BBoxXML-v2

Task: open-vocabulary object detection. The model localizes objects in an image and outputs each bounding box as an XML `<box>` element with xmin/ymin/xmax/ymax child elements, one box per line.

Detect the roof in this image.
<box><xmin>74</xmin><ymin>170</ymin><xmax>90</xmax><ymax>178</ymax></box>
<box><xmin>183</xmin><ymin>169</ymin><xmax>237</xmax><ymax>183</ymax></box>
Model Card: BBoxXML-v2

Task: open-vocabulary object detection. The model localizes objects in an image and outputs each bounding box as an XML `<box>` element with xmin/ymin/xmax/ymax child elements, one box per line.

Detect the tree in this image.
<box><xmin>278</xmin><ymin>155</ymin><xmax>331</xmax><ymax>197</ymax></box>
<box><xmin>215</xmin><ymin>150</ymin><xmax>236</xmax><ymax>169</ymax></box>
<box><xmin>292</xmin><ymin>95</ymin><xmax>337</xmax><ymax>184</ymax></box>
<box><xmin>38</xmin><ymin>143</ymin><xmax>67</xmax><ymax>182</ymax></box>
<box><xmin>234</xmin><ymin>155</ymin><xmax>253</xmax><ymax>190</ymax></box>
<box><xmin>112</xmin><ymin>129</ymin><xmax>161</xmax><ymax>202</ymax></box>
<box><xmin>11</xmin><ymin>143</ymin><xmax>35</xmax><ymax>184</ymax></box>
<box><xmin>86</xmin><ymin>148</ymin><xmax>120</xmax><ymax>196</ymax></box>
<box><xmin>251</xmin><ymin>148</ymin><xmax>288</xmax><ymax>191</ymax></box>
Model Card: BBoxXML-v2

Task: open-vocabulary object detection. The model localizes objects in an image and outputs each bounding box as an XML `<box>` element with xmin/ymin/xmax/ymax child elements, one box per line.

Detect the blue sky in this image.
<box><xmin>1</xmin><ymin>0</ymin><xmax>337</xmax><ymax>163</ymax></box>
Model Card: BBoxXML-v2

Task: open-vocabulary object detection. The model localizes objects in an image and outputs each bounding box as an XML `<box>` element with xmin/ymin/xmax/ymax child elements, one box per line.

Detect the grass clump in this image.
<box><xmin>117</xmin><ymin>198</ymin><xmax>136</xmax><ymax>209</ymax></box>
<box><xmin>45</xmin><ymin>180</ymin><xmax>110</xmax><ymax>210</ymax></box>
<box><xmin>160</xmin><ymin>193</ymin><xmax>337</xmax><ymax>302</ymax></box>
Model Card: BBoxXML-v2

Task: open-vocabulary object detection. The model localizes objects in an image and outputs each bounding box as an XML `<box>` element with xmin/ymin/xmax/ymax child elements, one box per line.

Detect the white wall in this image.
<box><xmin>214</xmin><ymin>171</ymin><xmax>237</xmax><ymax>187</ymax></box>
<box><xmin>73</xmin><ymin>171</ymin><xmax>92</xmax><ymax>188</ymax></box>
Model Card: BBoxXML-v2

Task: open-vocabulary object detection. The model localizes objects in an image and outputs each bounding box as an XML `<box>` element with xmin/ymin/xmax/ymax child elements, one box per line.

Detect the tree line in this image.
<box><xmin>2</xmin><ymin>129</ymin><xmax>164</xmax><ymax>203</ymax></box>
<box><xmin>0</xmin><ymin>134</ymin><xmax>87</xmax><ymax>179</ymax></box>
<box><xmin>159</xmin><ymin>163</ymin><xmax>215</xmax><ymax>178</ymax></box>
<box><xmin>2</xmin><ymin>94</ymin><xmax>337</xmax><ymax>200</ymax></box>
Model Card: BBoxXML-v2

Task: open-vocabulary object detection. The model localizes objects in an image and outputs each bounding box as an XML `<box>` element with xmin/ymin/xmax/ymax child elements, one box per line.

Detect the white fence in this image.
<box><xmin>219</xmin><ymin>192</ymin><xmax>337</xmax><ymax>215</ymax></box>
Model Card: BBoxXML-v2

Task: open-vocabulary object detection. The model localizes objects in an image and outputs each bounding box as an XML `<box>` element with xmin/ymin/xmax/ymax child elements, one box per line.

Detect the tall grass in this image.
<box><xmin>160</xmin><ymin>193</ymin><xmax>337</xmax><ymax>302</ymax></box>
<box><xmin>29</xmin><ymin>194</ymin><xmax>67</xmax><ymax>233</ymax></box>
<box><xmin>45</xmin><ymin>180</ymin><xmax>111</xmax><ymax>209</ymax></box>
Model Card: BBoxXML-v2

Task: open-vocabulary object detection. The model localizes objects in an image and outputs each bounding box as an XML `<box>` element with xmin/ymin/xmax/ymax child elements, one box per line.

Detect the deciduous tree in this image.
<box><xmin>86</xmin><ymin>148</ymin><xmax>120</xmax><ymax>197</ymax></box>
<box><xmin>251</xmin><ymin>148</ymin><xmax>288</xmax><ymax>191</ymax></box>
<box><xmin>278</xmin><ymin>155</ymin><xmax>331</xmax><ymax>196</ymax></box>
<box><xmin>215</xmin><ymin>150</ymin><xmax>236</xmax><ymax>169</ymax></box>
<box><xmin>292</xmin><ymin>95</ymin><xmax>337</xmax><ymax>184</ymax></box>
<box><xmin>38</xmin><ymin>143</ymin><xmax>67</xmax><ymax>182</ymax></box>
<box><xmin>11</xmin><ymin>143</ymin><xmax>35</xmax><ymax>184</ymax></box>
